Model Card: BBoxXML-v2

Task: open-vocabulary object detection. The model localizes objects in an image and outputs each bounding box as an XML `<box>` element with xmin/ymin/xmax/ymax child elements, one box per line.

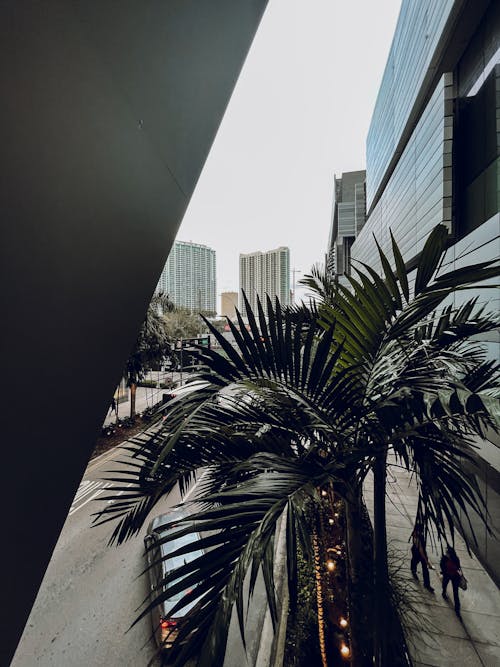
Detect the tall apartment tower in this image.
<box><xmin>327</xmin><ymin>170</ymin><xmax>366</xmax><ymax>277</ymax></box>
<box><xmin>239</xmin><ymin>246</ymin><xmax>290</xmax><ymax>317</ymax></box>
<box><xmin>156</xmin><ymin>240</ymin><xmax>216</xmax><ymax>314</ymax></box>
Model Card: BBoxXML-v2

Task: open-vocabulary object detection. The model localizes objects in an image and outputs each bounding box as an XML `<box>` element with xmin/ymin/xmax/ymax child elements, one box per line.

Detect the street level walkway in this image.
<box><xmin>364</xmin><ymin>463</ymin><xmax>500</xmax><ymax>667</ymax></box>
<box><xmin>103</xmin><ymin>371</ymin><xmax>184</xmax><ymax>426</ymax></box>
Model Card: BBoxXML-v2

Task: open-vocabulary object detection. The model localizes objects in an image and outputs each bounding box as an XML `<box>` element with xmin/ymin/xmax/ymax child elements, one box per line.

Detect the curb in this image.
<box><xmin>255</xmin><ymin>511</ymin><xmax>289</xmax><ymax>667</ymax></box>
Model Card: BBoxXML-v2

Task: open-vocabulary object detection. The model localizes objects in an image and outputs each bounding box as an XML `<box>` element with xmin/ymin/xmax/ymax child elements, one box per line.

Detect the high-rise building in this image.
<box><xmin>220</xmin><ymin>291</ymin><xmax>238</xmax><ymax>319</ymax></box>
<box><xmin>346</xmin><ymin>0</ymin><xmax>499</xmax><ymax>582</ymax></box>
<box><xmin>327</xmin><ymin>170</ymin><xmax>366</xmax><ymax>277</ymax></box>
<box><xmin>156</xmin><ymin>240</ymin><xmax>216</xmax><ymax>314</ymax></box>
<box><xmin>239</xmin><ymin>246</ymin><xmax>290</xmax><ymax>317</ymax></box>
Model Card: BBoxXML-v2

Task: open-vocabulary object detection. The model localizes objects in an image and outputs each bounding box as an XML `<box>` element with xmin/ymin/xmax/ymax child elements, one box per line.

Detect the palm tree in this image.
<box><xmin>125</xmin><ymin>293</ymin><xmax>174</xmax><ymax>418</ymax></box>
<box><xmin>301</xmin><ymin>228</ymin><xmax>499</xmax><ymax>664</ymax></box>
<box><xmin>96</xmin><ymin>225</ymin><xmax>499</xmax><ymax>667</ymax></box>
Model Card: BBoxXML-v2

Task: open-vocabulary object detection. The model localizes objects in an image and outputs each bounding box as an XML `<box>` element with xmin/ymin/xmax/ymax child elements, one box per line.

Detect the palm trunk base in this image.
<box><xmin>346</xmin><ymin>496</ymin><xmax>375</xmax><ymax>667</ymax></box>
<box><xmin>130</xmin><ymin>382</ymin><xmax>137</xmax><ymax>419</ymax></box>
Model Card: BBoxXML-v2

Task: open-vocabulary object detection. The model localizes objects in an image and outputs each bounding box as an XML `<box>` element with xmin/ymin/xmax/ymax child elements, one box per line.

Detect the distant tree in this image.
<box><xmin>162</xmin><ymin>308</ymin><xmax>206</xmax><ymax>340</ymax></box>
<box><xmin>125</xmin><ymin>293</ymin><xmax>174</xmax><ymax>418</ymax></box>
<box><xmin>205</xmin><ymin>318</ymin><xmax>227</xmax><ymax>335</ymax></box>
<box><xmin>200</xmin><ymin>309</ymin><xmax>217</xmax><ymax>319</ymax></box>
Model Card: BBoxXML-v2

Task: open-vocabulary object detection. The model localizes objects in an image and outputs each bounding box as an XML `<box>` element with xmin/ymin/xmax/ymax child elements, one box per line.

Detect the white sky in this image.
<box><xmin>178</xmin><ymin>0</ymin><xmax>402</xmax><ymax>311</ymax></box>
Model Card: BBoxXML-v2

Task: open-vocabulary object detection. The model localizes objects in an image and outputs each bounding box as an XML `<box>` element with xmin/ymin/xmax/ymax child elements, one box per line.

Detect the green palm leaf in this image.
<box><xmin>95</xmin><ymin>224</ymin><xmax>500</xmax><ymax>666</ymax></box>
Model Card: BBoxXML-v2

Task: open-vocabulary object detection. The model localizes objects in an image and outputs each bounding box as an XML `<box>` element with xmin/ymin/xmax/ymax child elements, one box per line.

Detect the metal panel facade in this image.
<box><xmin>352</xmin><ymin>74</ymin><xmax>454</xmax><ymax>272</ymax></box>
<box><xmin>366</xmin><ymin>0</ymin><xmax>455</xmax><ymax>210</ymax></box>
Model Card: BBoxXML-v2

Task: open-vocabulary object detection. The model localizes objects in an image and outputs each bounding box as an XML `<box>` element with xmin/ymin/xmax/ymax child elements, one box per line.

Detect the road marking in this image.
<box><xmin>107</xmin><ymin>482</ymin><xmax>133</xmax><ymax>504</ymax></box>
<box><xmin>87</xmin><ymin>447</ymin><xmax>122</xmax><ymax>474</ymax></box>
<box><xmin>71</xmin><ymin>480</ymin><xmax>100</xmax><ymax>505</ymax></box>
<box><xmin>69</xmin><ymin>482</ymin><xmax>111</xmax><ymax>516</ymax></box>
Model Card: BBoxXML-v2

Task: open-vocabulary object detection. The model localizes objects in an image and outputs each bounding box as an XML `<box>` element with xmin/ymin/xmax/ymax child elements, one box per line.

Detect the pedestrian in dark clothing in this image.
<box><xmin>440</xmin><ymin>545</ymin><xmax>462</xmax><ymax>618</ymax></box>
<box><xmin>410</xmin><ymin>526</ymin><xmax>434</xmax><ymax>592</ymax></box>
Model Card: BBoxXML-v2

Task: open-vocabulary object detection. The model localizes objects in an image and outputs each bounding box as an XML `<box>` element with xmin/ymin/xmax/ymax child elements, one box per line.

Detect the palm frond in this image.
<box><xmin>94</xmin><ymin>224</ymin><xmax>500</xmax><ymax>666</ymax></box>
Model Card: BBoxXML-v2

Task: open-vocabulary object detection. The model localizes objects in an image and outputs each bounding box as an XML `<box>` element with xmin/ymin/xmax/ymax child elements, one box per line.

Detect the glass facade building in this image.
<box><xmin>156</xmin><ymin>240</ymin><xmax>216</xmax><ymax>314</ymax></box>
<box><xmin>351</xmin><ymin>0</ymin><xmax>500</xmax><ymax>583</ymax></box>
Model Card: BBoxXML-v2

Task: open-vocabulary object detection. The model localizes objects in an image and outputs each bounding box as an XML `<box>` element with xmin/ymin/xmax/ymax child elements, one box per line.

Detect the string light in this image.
<box><xmin>328</xmin><ymin>518</ymin><xmax>334</xmax><ymax>525</ymax></box>
<box><xmin>321</xmin><ymin>489</ymin><xmax>328</xmax><ymax>497</ymax></box>
<box><xmin>326</xmin><ymin>559</ymin><xmax>336</xmax><ymax>572</ymax></box>
<box><xmin>340</xmin><ymin>643</ymin><xmax>350</xmax><ymax>658</ymax></box>
<box><xmin>339</xmin><ymin>617</ymin><xmax>348</xmax><ymax>628</ymax></box>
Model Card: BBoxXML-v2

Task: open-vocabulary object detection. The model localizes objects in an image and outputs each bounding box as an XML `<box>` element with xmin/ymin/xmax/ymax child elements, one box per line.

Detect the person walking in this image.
<box><xmin>440</xmin><ymin>545</ymin><xmax>463</xmax><ymax>619</ymax></box>
<box><xmin>410</xmin><ymin>526</ymin><xmax>435</xmax><ymax>592</ymax></box>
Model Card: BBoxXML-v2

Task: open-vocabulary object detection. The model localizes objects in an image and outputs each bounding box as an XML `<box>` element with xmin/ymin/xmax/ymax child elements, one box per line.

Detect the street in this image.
<box><xmin>11</xmin><ymin>445</ymin><xmax>185</xmax><ymax>667</ymax></box>
<box><xmin>11</xmin><ymin>436</ymin><xmax>270</xmax><ymax>667</ymax></box>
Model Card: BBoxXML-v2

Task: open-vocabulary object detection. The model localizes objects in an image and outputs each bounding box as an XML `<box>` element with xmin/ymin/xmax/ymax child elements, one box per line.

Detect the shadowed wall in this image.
<box><xmin>0</xmin><ymin>2</ymin><xmax>267</xmax><ymax>663</ymax></box>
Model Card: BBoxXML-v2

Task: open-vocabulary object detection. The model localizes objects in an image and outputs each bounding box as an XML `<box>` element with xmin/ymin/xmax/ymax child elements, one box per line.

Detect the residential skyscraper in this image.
<box><xmin>156</xmin><ymin>240</ymin><xmax>216</xmax><ymax>314</ymax></box>
<box><xmin>327</xmin><ymin>170</ymin><xmax>366</xmax><ymax>277</ymax></box>
<box><xmin>239</xmin><ymin>246</ymin><xmax>290</xmax><ymax>317</ymax></box>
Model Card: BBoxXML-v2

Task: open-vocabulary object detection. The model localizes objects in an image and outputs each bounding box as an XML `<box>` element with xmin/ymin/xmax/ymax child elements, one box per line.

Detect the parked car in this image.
<box><xmin>144</xmin><ymin>507</ymin><xmax>204</xmax><ymax>653</ymax></box>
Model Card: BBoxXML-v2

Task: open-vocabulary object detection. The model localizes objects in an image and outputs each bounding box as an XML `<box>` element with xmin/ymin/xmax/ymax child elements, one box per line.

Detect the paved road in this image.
<box><xmin>12</xmin><ymin>428</ymin><xmax>272</xmax><ymax>667</ymax></box>
<box><xmin>11</xmin><ymin>446</ymin><xmax>187</xmax><ymax>667</ymax></box>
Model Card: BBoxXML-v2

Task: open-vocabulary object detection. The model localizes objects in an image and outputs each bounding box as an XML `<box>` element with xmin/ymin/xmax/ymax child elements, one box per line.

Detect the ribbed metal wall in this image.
<box><xmin>353</xmin><ymin>73</ymin><xmax>454</xmax><ymax>275</ymax></box>
<box><xmin>366</xmin><ymin>0</ymin><xmax>456</xmax><ymax>211</ymax></box>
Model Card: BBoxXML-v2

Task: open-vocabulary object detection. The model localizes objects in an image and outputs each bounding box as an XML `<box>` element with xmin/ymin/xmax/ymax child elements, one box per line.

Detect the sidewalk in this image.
<box><xmin>364</xmin><ymin>463</ymin><xmax>500</xmax><ymax>667</ymax></box>
<box><xmin>103</xmin><ymin>372</ymin><xmax>183</xmax><ymax>425</ymax></box>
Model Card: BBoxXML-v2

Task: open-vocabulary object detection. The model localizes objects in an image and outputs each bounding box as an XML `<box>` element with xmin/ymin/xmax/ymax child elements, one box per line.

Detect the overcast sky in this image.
<box><xmin>178</xmin><ymin>0</ymin><xmax>402</xmax><ymax>310</ymax></box>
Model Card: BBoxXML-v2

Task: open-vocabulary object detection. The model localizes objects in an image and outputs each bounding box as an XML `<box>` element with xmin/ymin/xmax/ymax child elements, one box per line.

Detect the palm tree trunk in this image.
<box><xmin>373</xmin><ymin>449</ymin><xmax>389</xmax><ymax>667</ymax></box>
<box><xmin>130</xmin><ymin>382</ymin><xmax>137</xmax><ymax>418</ymax></box>
<box><xmin>346</xmin><ymin>491</ymin><xmax>363</xmax><ymax>586</ymax></box>
<box><xmin>346</xmin><ymin>489</ymin><xmax>371</xmax><ymax>667</ymax></box>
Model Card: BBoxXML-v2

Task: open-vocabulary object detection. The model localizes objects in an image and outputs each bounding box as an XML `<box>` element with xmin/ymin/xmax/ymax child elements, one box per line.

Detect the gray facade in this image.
<box><xmin>0</xmin><ymin>2</ymin><xmax>268</xmax><ymax>661</ymax></box>
<box><xmin>352</xmin><ymin>0</ymin><xmax>500</xmax><ymax>583</ymax></box>
<box><xmin>354</xmin><ymin>73</ymin><xmax>454</xmax><ymax>283</ymax></box>
<box><xmin>327</xmin><ymin>170</ymin><xmax>366</xmax><ymax>277</ymax></box>
<box><xmin>365</xmin><ymin>0</ymin><xmax>457</xmax><ymax>211</ymax></box>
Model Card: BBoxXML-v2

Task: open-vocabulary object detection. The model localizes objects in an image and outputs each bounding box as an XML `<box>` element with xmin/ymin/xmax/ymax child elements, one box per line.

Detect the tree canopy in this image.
<box><xmin>125</xmin><ymin>293</ymin><xmax>174</xmax><ymax>386</ymax></box>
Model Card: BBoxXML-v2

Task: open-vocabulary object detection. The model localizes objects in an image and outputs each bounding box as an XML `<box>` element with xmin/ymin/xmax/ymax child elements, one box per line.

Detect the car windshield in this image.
<box><xmin>159</xmin><ymin>526</ymin><xmax>204</xmax><ymax>614</ymax></box>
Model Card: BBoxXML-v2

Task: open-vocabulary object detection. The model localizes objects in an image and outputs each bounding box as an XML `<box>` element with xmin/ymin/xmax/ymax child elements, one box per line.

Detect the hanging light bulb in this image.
<box><xmin>326</xmin><ymin>559</ymin><xmax>336</xmax><ymax>572</ymax></box>
<box><xmin>340</xmin><ymin>643</ymin><xmax>350</xmax><ymax>658</ymax></box>
<box><xmin>339</xmin><ymin>617</ymin><xmax>348</xmax><ymax>628</ymax></box>
<box><xmin>328</xmin><ymin>517</ymin><xmax>334</xmax><ymax>525</ymax></box>
<box><xmin>321</xmin><ymin>489</ymin><xmax>328</xmax><ymax>497</ymax></box>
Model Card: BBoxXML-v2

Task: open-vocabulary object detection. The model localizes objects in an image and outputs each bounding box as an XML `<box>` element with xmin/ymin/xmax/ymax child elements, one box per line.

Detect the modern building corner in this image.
<box><xmin>0</xmin><ymin>2</ymin><xmax>268</xmax><ymax>664</ymax></box>
<box><xmin>339</xmin><ymin>0</ymin><xmax>499</xmax><ymax>584</ymax></box>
